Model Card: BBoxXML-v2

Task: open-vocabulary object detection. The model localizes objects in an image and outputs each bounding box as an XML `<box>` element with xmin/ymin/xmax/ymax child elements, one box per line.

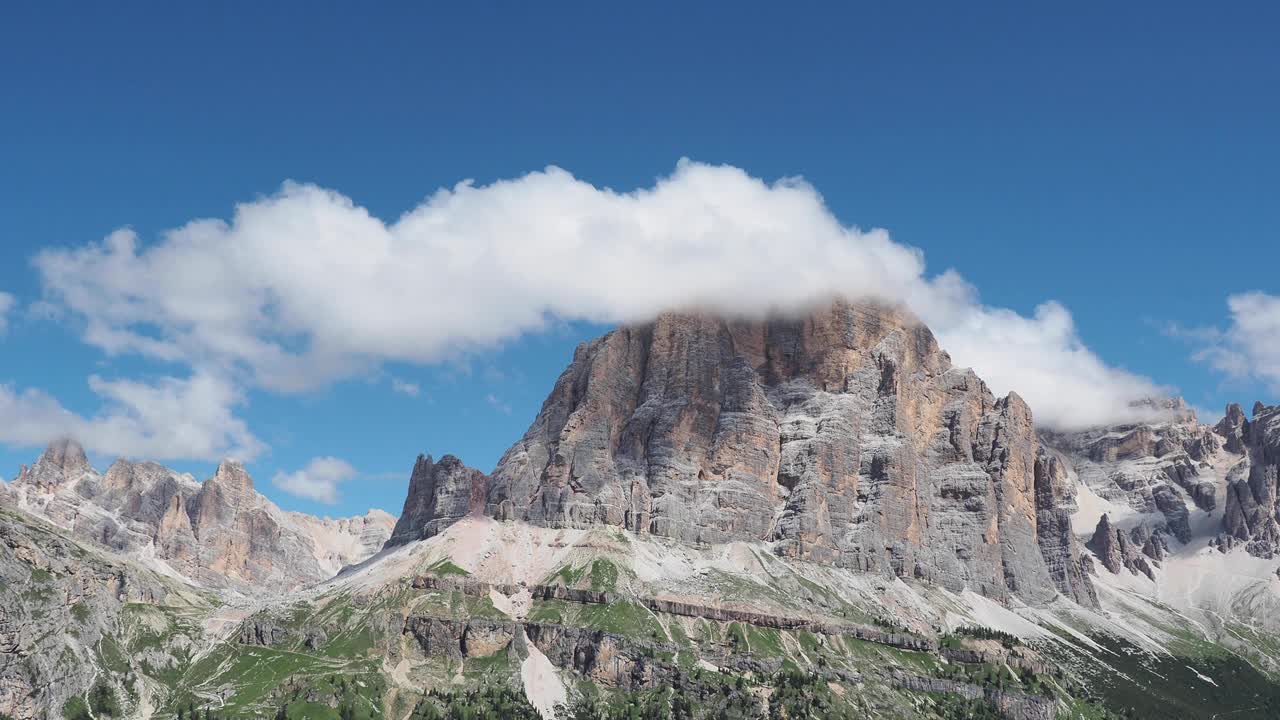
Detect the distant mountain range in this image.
<box><xmin>4</xmin><ymin>299</ymin><xmax>1280</xmax><ymax>719</ymax></box>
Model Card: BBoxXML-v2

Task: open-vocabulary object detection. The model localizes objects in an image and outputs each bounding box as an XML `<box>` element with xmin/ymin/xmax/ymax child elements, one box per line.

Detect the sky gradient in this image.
<box><xmin>2</xmin><ymin>2</ymin><xmax>1278</xmax><ymax>517</ymax></box>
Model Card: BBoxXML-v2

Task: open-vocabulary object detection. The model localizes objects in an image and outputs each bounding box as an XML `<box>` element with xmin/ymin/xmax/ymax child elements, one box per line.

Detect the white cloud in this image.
<box><xmin>32</xmin><ymin>159</ymin><xmax>1162</xmax><ymax>430</ymax></box>
<box><xmin>0</xmin><ymin>291</ymin><xmax>14</xmax><ymax>334</ymax></box>
<box><xmin>390</xmin><ymin>378</ymin><xmax>421</xmax><ymax>397</ymax></box>
<box><xmin>486</xmin><ymin>393</ymin><xmax>513</xmax><ymax>415</ymax></box>
<box><xmin>925</xmin><ymin>294</ymin><xmax>1170</xmax><ymax>429</ymax></box>
<box><xmin>1190</xmin><ymin>292</ymin><xmax>1280</xmax><ymax>392</ymax></box>
<box><xmin>272</xmin><ymin>456</ymin><xmax>358</xmax><ymax>504</ymax></box>
<box><xmin>0</xmin><ymin>371</ymin><xmax>263</xmax><ymax>461</ymax></box>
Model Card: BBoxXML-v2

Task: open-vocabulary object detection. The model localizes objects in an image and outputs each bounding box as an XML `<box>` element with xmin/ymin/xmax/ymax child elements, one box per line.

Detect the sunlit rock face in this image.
<box><xmin>391</xmin><ymin>299</ymin><xmax>1093</xmax><ymax>606</ymax></box>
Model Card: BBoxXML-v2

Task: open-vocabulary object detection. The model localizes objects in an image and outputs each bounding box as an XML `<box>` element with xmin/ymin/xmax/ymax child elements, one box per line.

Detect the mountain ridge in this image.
<box><xmin>5</xmin><ymin>298</ymin><xmax>1280</xmax><ymax>719</ymax></box>
<box><xmin>2</xmin><ymin>445</ymin><xmax>394</xmax><ymax>594</ymax></box>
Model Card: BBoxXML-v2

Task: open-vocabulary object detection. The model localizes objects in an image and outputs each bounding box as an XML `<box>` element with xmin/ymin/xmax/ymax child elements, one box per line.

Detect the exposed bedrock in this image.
<box><xmin>391</xmin><ymin>300</ymin><xmax>1095</xmax><ymax>607</ymax></box>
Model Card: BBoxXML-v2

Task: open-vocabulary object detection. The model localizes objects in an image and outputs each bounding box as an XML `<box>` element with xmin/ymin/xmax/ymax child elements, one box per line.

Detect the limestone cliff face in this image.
<box><xmin>186</xmin><ymin>460</ymin><xmax>328</xmax><ymax>588</ymax></box>
<box><xmin>1033</xmin><ymin>450</ymin><xmax>1098</xmax><ymax>606</ymax></box>
<box><xmin>1218</xmin><ymin>402</ymin><xmax>1280</xmax><ymax>557</ymax></box>
<box><xmin>411</xmin><ymin>300</ymin><xmax>1095</xmax><ymax>606</ymax></box>
<box><xmin>386</xmin><ymin>454</ymin><xmax>489</xmax><ymax>547</ymax></box>
<box><xmin>0</xmin><ymin>506</ymin><xmax>198</xmax><ymax>718</ymax></box>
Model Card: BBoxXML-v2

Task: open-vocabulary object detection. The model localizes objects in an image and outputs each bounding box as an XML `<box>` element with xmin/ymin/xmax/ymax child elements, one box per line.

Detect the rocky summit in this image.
<box><xmin>396</xmin><ymin>301</ymin><xmax>1095</xmax><ymax>606</ymax></box>
<box><xmin>4</xmin><ymin>299</ymin><xmax>1280</xmax><ymax>720</ymax></box>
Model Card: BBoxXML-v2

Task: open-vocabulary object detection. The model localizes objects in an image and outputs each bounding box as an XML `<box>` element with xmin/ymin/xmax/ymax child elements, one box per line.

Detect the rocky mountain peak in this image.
<box><xmin>1086</xmin><ymin>513</ymin><xmax>1157</xmax><ymax>579</ymax></box>
<box><xmin>210</xmin><ymin>459</ymin><xmax>254</xmax><ymax>492</ymax></box>
<box><xmin>384</xmin><ymin>299</ymin><xmax>1095</xmax><ymax>607</ymax></box>
<box><xmin>43</xmin><ymin>437</ymin><xmax>90</xmax><ymax>472</ymax></box>
<box><xmin>191</xmin><ymin>460</ymin><xmax>260</xmax><ymax>532</ymax></box>
<box><xmin>1129</xmin><ymin>395</ymin><xmax>1198</xmax><ymax>424</ymax></box>
<box><xmin>385</xmin><ymin>453</ymin><xmax>488</xmax><ymax>548</ymax></box>
<box><xmin>100</xmin><ymin>457</ymin><xmax>176</xmax><ymax>494</ymax></box>
<box><xmin>1215</xmin><ymin>402</ymin><xmax>1249</xmax><ymax>454</ymax></box>
<box><xmin>14</xmin><ymin>437</ymin><xmax>92</xmax><ymax>490</ymax></box>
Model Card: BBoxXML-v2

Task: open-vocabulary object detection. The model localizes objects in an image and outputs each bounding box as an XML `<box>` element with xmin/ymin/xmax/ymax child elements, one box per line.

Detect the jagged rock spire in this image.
<box><xmin>15</xmin><ymin>437</ymin><xmax>92</xmax><ymax>490</ymax></box>
<box><xmin>1216</xmin><ymin>403</ymin><xmax>1249</xmax><ymax>454</ymax></box>
<box><xmin>384</xmin><ymin>454</ymin><xmax>488</xmax><ymax>548</ymax></box>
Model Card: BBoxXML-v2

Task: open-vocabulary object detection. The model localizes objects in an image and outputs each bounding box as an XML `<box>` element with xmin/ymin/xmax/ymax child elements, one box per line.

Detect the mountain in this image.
<box><xmin>3</xmin><ymin>445</ymin><xmax>394</xmax><ymax>593</ymax></box>
<box><xmin>394</xmin><ymin>301</ymin><xmax>1096</xmax><ymax>606</ymax></box>
<box><xmin>5</xmin><ymin>299</ymin><xmax>1280</xmax><ymax>719</ymax></box>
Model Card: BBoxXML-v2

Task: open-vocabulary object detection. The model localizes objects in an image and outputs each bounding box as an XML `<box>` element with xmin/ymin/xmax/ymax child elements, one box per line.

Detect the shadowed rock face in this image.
<box><xmin>386</xmin><ymin>454</ymin><xmax>490</xmax><ymax>547</ymax></box>
<box><xmin>1034</xmin><ymin>451</ymin><xmax>1099</xmax><ymax>606</ymax></box>
<box><xmin>391</xmin><ymin>300</ymin><xmax>1093</xmax><ymax>606</ymax></box>
<box><xmin>1218</xmin><ymin>403</ymin><xmax>1280</xmax><ymax>557</ymax></box>
<box><xmin>1086</xmin><ymin>514</ymin><xmax>1156</xmax><ymax>580</ymax></box>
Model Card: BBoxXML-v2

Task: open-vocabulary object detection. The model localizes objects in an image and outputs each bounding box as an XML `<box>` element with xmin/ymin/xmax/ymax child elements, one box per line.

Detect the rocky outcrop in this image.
<box><xmin>239</xmin><ymin>618</ymin><xmax>328</xmax><ymax>650</ymax></box>
<box><xmin>457</xmin><ymin>301</ymin><xmax>1090</xmax><ymax>606</ymax></box>
<box><xmin>1086</xmin><ymin>514</ymin><xmax>1156</xmax><ymax>580</ymax></box>
<box><xmin>1215</xmin><ymin>403</ymin><xmax>1249</xmax><ymax>455</ymax></box>
<box><xmin>888</xmin><ymin>673</ymin><xmax>1055</xmax><ymax>720</ymax></box>
<box><xmin>524</xmin><ymin>622</ymin><xmax>670</xmax><ymax>689</ymax></box>
<box><xmin>396</xmin><ymin>612</ymin><xmax>1048</xmax><ymax>719</ymax></box>
<box><xmin>385</xmin><ymin>454</ymin><xmax>488</xmax><ymax>547</ymax></box>
<box><xmin>409</xmin><ymin>573</ymin><xmax>937</xmax><ymax>651</ymax></box>
<box><xmin>1033</xmin><ymin>451</ymin><xmax>1098</xmax><ymax>606</ymax></box>
<box><xmin>1217</xmin><ymin>403</ymin><xmax>1280</xmax><ymax>557</ymax></box>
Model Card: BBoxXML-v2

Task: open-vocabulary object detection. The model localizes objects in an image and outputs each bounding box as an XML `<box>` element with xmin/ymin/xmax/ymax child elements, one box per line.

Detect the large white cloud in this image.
<box><xmin>32</xmin><ymin>159</ymin><xmax>1165</xmax><ymax>433</ymax></box>
<box><xmin>1192</xmin><ymin>292</ymin><xmax>1280</xmax><ymax>393</ymax></box>
<box><xmin>272</xmin><ymin>456</ymin><xmax>358</xmax><ymax>504</ymax></box>
<box><xmin>0</xmin><ymin>371</ymin><xmax>262</xmax><ymax>461</ymax></box>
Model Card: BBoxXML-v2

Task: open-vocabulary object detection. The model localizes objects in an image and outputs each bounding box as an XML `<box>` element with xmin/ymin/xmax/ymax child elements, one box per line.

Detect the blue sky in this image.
<box><xmin>1</xmin><ymin>2</ymin><xmax>1278</xmax><ymax>517</ymax></box>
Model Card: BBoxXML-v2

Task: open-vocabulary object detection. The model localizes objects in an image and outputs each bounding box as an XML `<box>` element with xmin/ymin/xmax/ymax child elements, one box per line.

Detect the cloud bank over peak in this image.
<box><xmin>27</xmin><ymin>159</ymin><xmax>1166</xmax><ymax>444</ymax></box>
